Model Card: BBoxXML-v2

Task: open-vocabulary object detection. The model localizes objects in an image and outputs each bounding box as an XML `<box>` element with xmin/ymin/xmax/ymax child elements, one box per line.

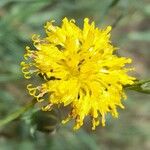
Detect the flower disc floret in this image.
<box><xmin>21</xmin><ymin>18</ymin><xmax>135</xmax><ymax>130</ymax></box>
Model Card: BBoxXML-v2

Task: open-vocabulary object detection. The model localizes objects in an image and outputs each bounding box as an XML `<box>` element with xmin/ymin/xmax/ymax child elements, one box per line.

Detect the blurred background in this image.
<box><xmin>0</xmin><ymin>0</ymin><xmax>150</xmax><ymax>150</ymax></box>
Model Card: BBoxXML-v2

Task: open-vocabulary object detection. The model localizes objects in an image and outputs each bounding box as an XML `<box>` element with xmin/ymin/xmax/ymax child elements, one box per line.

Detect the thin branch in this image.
<box><xmin>0</xmin><ymin>99</ymin><xmax>36</xmax><ymax>128</ymax></box>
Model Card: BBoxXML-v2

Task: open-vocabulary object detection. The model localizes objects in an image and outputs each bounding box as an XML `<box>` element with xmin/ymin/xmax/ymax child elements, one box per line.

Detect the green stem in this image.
<box><xmin>0</xmin><ymin>99</ymin><xmax>36</xmax><ymax>128</ymax></box>
<box><xmin>125</xmin><ymin>79</ymin><xmax>150</xmax><ymax>94</ymax></box>
<box><xmin>125</xmin><ymin>79</ymin><xmax>150</xmax><ymax>88</ymax></box>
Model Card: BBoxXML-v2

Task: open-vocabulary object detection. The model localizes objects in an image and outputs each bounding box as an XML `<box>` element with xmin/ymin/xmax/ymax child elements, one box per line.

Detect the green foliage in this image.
<box><xmin>125</xmin><ymin>80</ymin><xmax>150</xmax><ymax>94</ymax></box>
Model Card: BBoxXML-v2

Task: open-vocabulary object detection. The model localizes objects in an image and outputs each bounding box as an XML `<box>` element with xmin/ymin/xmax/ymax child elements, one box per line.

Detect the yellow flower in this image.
<box><xmin>21</xmin><ymin>18</ymin><xmax>135</xmax><ymax>130</ymax></box>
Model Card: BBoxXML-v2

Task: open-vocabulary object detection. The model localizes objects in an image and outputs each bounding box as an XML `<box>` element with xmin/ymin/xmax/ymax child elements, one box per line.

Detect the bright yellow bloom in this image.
<box><xmin>21</xmin><ymin>18</ymin><xmax>135</xmax><ymax>130</ymax></box>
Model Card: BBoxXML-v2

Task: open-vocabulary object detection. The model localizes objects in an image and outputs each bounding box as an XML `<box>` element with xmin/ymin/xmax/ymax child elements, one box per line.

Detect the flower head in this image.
<box><xmin>21</xmin><ymin>18</ymin><xmax>135</xmax><ymax>130</ymax></box>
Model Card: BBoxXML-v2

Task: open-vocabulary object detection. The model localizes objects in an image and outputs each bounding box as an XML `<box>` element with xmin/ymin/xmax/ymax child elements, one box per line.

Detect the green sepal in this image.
<box><xmin>31</xmin><ymin>109</ymin><xmax>60</xmax><ymax>133</ymax></box>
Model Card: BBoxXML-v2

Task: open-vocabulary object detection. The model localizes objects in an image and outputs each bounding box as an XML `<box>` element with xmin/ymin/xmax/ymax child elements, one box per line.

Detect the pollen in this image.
<box><xmin>21</xmin><ymin>18</ymin><xmax>136</xmax><ymax>130</ymax></box>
